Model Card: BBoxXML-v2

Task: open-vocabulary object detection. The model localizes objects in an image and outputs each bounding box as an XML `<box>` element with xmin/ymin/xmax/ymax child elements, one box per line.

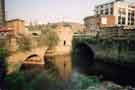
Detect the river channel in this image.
<box><xmin>45</xmin><ymin>54</ymin><xmax>135</xmax><ymax>86</ymax></box>
<box><xmin>20</xmin><ymin>53</ymin><xmax>135</xmax><ymax>89</ymax></box>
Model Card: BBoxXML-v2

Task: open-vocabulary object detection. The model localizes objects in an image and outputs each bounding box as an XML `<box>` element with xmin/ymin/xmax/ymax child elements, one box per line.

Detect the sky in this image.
<box><xmin>5</xmin><ymin>0</ymin><xmax>135</xmax><ymax>24</ymax></box>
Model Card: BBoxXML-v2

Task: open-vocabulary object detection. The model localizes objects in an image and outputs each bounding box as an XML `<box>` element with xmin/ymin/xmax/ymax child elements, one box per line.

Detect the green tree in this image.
<box><xmin>17</xmin><ymin>34</ymin><xmax>32</xmax><ymax>51</ymax></box>
<box><xmin>40</xmin><ymin>27</ymin><xmax>59</xmax><ymax>48</ymax></box>
<box><xmin>0</xmin><ymin>48</ymin><xmax>8</xmax><ymax>58</ymax></box>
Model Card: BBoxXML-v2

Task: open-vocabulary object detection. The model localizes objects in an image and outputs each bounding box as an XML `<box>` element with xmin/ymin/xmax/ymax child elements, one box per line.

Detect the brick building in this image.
<box><xmin>95</xmin><ymin>0</ymin><xmax>135</xmax><ymax>27</ymax></box>
<box><xmin>6</xmin><ymin>19</ymin><xmax>25</xmax><ymax>34</ymax></box>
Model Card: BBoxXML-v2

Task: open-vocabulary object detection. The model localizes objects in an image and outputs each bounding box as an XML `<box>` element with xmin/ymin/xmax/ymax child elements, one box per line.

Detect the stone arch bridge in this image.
<box><xmin>6</xmin><ymin>47</ymin><xmax>48</xmax><ymax>73</ymax></box>
<box><xmin>72</xmin><ymin>31</ymin><xmax>135</xmax><ymax>71</ymax></box>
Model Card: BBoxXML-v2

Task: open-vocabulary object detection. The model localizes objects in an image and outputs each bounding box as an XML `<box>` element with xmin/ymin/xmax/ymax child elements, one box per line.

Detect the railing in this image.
<box><xmin>99</xmin><ymin>30</ymin><xmax>135</xmax><ymax>40</ymax></box>
<box><xmin>74</xmin><ymin>30</ymin><xmax>135</xmax><ymax>40</ymax></box>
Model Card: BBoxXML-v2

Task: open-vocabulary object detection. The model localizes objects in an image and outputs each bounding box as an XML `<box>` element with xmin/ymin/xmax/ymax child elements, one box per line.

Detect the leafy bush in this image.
<box><xmin>40</xmin><ymin>28</ymin><xmax>59</xmax><ymax>48</ymax></box>
<box><xmin>73</xmin><ymin>74</ymin><xmax>100</xmax><ymax>89</ymax></box>
<box><xmin>0</xmin><ymin>48</ymin><xmax>8</xmax><ymax>58</ymax></box>
<box><xmin>17</xmin><ymin>34</ymin><xmax>32</xmax><ymax>51</ymax></box>
<box><xmin>5</xmin><ymin>71</ymin><xmax>27</xmax><ymax>90</ymax></box>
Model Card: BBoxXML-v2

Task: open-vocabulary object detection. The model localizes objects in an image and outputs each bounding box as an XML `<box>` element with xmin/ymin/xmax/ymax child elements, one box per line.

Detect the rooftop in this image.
<box><xmin>7</xmin><ymin>19</ymin><xmax>24</xmax><ymax>22</ymax></box>
<box><xmin>96</xmin><ymin>0</ymin><xmax>135</xmax><ymax>7</ymax></box>
<box><xmin>0</xmin><ymin>27</ymin><xmax>13</xmax><ymax>32</ymax></box>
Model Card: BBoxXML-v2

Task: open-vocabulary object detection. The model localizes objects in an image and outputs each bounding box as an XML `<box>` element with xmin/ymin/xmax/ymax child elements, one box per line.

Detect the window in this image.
<box><xmin>105</xmin><ymin>9</ymin><xmax>109</xmax><ymax>15</ymax></box>
<box><xmin>131</xmin><ymin>21</ymin><xmax>134</xmax><ymax>25</ymax></box>
<box><xmin>110</xmin><ymin>8</ymin><xmax>113</xmax><ymax>15</ymax></box>
<box><xmin>100</xmin><ymin>10</ymin><xmax>104</xmax><ymax>14</ymax></box>
<box><xmin>100</xmin><ymin>5</ymin><xmax>103</xmax><ymax>8</ymax></box>
<box><xmin>132</xmin><ymin>11</ymin><xmax>134</xmax><ymax>16</ymax></box>
<box><xmin>122</xmin><ymin>17</ymin><xmax>125</xmax><ymax>25</ymax></box>
<box><xmin>118</xmin><ymin>16</ymin><xmax>121</xmax><ymax>24</ymax></box>
<box><xmin>131</xmin><ymin>18</ymin><xmax>134</xmax><ymax>25</ymax></box>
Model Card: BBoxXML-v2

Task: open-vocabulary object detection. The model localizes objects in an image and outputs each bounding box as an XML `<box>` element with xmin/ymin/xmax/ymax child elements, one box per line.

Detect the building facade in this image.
<box><xmin>0</xmin><ymin>0</ymin><xmax>5</xmax><ymax>26</ymax></box>
<box><xmin>95</xmin><ymin>0</ymin><xmax>135</xmax><ymax>27</ymax></box>
<box><xmin>6</xmin><ymin>19</ymin><xmax>25</xmax><ymax>34</ymax></box>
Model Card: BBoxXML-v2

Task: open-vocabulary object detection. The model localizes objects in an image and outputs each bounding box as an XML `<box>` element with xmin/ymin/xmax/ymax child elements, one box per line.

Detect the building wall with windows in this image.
<box><xmin>95</xmin><ymin>1</ymin><xmax>135</xmax><ymax>27</ymax></box>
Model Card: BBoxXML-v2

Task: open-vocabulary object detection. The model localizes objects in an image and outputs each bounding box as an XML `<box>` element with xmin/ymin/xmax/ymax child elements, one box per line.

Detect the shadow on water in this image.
<box><xmin>76</xmin><ymin>58</ymin><xmax>135</xmax><ymax>86</ymax></box>
<box><xmin>74</xmin><ymin>42</ymin><xmax>135</xmax><ymax>86</ymax></box>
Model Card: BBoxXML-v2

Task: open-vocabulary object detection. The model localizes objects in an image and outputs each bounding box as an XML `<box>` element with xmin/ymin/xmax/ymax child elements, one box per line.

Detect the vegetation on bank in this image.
<box><xmin>5</xmin><ymin>69</ymin><xmax>100</xmax><ymax>90</ymax></box>
<box><xmin>39</xmin><ymin>27</ymin><xmax>59</xmax><ymax>48</ymax></box>
<box><xmin>0</xmin><ymin>48</ymin><xmax>8</xmax><ymax>69</ymax></box>
<box><xmin>0</xmin><ymin>48</ymin><xmax>8</xmax><ymax>58</ymax></box>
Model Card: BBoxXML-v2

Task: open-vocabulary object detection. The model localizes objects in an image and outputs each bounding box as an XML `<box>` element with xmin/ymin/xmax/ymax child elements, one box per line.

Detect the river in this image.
<box><xmin>20</xmin><ymin>53</ymin><xmax>135</xmax><ymax>90</ymax></box>
<box><xmin>48</xmin><ymin>55</ymin><xmax>135</xmax><ymax>86</ymax></box>
<box><xmin>51</xmin><ymin>55</ymin><xmax>72</xmax><ymax>80</ymax></box>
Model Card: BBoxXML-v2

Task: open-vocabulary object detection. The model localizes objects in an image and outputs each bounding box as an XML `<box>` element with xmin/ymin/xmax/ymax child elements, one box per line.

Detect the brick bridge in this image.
<box><xmin>72</xmin><ymin>30</ymin><xmax>135</xmax><ymax>71</ymax></box>
<box><xmin>0</xmin><ymin>28</ymin><xmax>49</xmax><ymax>73</ymax></box>
<box><xmin>6</xmin><ymin>47</ymin><xmax>48</xmax><ymax>73</ymax></box>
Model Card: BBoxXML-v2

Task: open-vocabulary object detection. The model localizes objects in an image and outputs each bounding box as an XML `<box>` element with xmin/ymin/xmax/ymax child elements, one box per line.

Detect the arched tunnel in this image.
<box><xmin>73</xmin><ymin>42</ymin><xmax>95</xmax><ymax>73</ymax></box>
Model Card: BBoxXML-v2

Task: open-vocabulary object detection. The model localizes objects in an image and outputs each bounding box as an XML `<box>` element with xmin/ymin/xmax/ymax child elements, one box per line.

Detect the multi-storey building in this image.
<box><xmin>0</xmin><ymin>0</ymin><xmax>5</xmax><ymax>26</ymax></box>
<box><xmin>84</xmin><ymin>0</ymin><xmax>135</xmax><ymax>32</ymax></box>
<box><xmin>95</xmin><ymin>0</ymin><xmax>135</xmax><ymax>27</ymax></box>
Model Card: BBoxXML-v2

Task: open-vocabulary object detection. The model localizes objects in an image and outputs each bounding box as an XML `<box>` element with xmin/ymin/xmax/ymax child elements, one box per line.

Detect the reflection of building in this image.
<box><xmin>95</xmin><ymin>0</ymin><xmax>135</xmax><ymax>27</ymax></box>
<box><xmin>0</xmin><ymin>0</ymin><xmax>5</xmax><ymax>26</ymax></box>
<box><xmin>6</xmin><ymin>19</ymin><xmax>25</xmax><ymax>34</ymax></box>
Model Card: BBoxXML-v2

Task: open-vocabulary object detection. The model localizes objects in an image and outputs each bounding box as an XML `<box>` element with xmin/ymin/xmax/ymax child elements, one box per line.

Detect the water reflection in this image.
<box><xmin>47</xmin><ymin>55</ymin><xmax>72</xmax><ymax>80</ymax></box>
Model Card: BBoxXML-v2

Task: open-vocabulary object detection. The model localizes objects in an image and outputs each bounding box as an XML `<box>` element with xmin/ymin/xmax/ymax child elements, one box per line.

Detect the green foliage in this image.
<box><xmin>17</xmin><ymin>34</ymin><xmax>32</xmax><ymax>51</ymax></box>
<box><xmin>5</xmin><ymin>71</ymin><xmax>27</xmax><ymax>90</ymax></box>
<box><xmin>0</xmin><ymin>48</ymin><xmax>8</xmax><ymax>58</ymax></box>
<box><xmin>40</xmin><ymin>28</ymin><xmax>59</xmax><ymax>48</ymax></box>
<box><xmin>73</xmin><ymin>74</ymin><xmax>100</xmax><ymax>89</ymax></box>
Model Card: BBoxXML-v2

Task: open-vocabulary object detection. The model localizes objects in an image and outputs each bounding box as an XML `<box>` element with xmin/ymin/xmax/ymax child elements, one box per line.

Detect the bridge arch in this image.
<box><xmin>73</xmin><ymin>41</ymin><xmax>95</xmax><ymax>71</ymax></box>
<box><xmin>24</xmin><ymin>54</ymin><xmax>42</xmax><ymax>62</ymax></box>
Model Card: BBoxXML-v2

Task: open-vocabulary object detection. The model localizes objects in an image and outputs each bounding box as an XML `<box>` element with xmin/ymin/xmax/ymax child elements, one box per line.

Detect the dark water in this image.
<box><xmin>21</xmin><ymin>54</ymin><xmax>135</xmax><ymax>86</ymax></box>
<box><xmin>45</xmin><ymin>55</ymin><xmax>72</xmax><ymax>80</ymax></box>
<box><xmin>76</xmin><ymin>59</ymin><xmax>135</xmax><ymax>86</ymax></box>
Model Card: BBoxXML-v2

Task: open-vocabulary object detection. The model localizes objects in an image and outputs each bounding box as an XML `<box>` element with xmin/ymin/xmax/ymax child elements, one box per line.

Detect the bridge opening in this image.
<box><xmin>73</xmin><ymin>42</ymin><xmax>95</xmax><ymax>72</ymax></box>
<box><xmin>25</xmin><ymin>54</ymin><xmax>41</xmax><ymax>62</ymax></box>
<box><xmin>20</xmin><ymin>54</ymin><xmax>44</xmax><ymax>73</ymax></box>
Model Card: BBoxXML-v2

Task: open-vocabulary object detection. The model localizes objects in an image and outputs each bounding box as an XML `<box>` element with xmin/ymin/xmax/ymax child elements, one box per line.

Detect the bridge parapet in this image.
<box><xmin>72</xmin><ymin>30</ymin><xmax>135</xmax><ymax>64</ymax></box>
